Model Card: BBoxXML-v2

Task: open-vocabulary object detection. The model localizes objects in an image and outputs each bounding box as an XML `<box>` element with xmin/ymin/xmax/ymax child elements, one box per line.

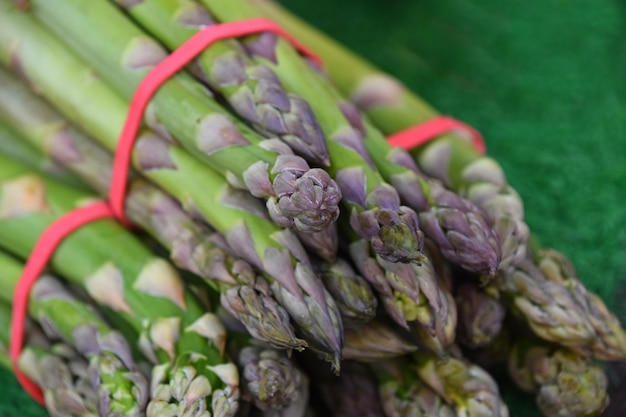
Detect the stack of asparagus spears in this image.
<box><xmin>0</xmin><ymin>1</ymin><xmax>623</xmax><ymax>416</ymax></box>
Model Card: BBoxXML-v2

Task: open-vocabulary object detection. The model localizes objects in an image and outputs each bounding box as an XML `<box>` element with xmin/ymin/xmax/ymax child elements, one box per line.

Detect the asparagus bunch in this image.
<box><xmin>0</xmin><ymin>2</ymin><xmax>623</xmax><ymax>417</ymax></box>
<box><xmin>0</xmin><ymin>154</ymin><xmax>238</xmax><ymax>416</ymax></box>
<box><xmin>117</xmin><ymin>0</ymin><xmax>503</xmax><ymax>356</ymax></box>
<box><xmin>0</xmin><ymin>3</ymin><xmax>345</xmax><ymax>365</ymax></box>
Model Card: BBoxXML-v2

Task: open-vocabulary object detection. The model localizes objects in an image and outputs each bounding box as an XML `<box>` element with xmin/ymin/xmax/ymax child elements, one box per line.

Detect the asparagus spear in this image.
<box><xmin>0</xmin><ymin>251</ymin><xmax>149</xmax><ymax>416</ymax></box>
<box><xmin>219</xmin><ymin>0</ymin><xmax>530</xmax><ymax>271</ymax></box>
<box><xmin>349</xmin><ymin>237</ymin><xmax>457</xmax><ymax>355</ymax></box>
<box><xmin>374</xmin><ymin>358</ymin><xmax>456</xmax><ymax>417</ymax></box>
<box><xmin>0</xmin><ymin>7</ymin><xmax>344</xmax><ymax>364</ymax></box>
<box><xmin>0</xmin><ymin>155</ymin><xmax>239</xmax><ymax>416</ymax></box>
<box><xmin>508</xmin><ymin>340</ymin><xmax>609</xmax><ymax>417</ymax></box>
<box><xmin>237</xmin><ymin>344</ymin><xmax>307</xmax><ymax>413</ymax></box>
<box><xmin>203</xmin><ymin>0</ymin><xmax>502</xmax><ymax>275</ymax></box>
<box><xmin>0</xmin><ymin>65</ymin><xmax>306</xmax><ymax>352</ymax></box>
<box><xmin>0</xmin><ymin>123</ymin><xmax>87</xmax><ymax>191</ymax></box>
<box><xmin>417</xmin><ymin>143</ymin><xmax>528</xmax><ymax>271</ymax></box>
<box><xmin>491</xmin><ymin>259</ymin><xmax>598</xmax><ymax>351</ymax></box>
<box><xmin>0</xmin><ymin>300</ymin><xmax>100</xmax><ymax>417</ymax></box>
<box><xmin>414</xmin><ymin>347</ymin><xmax>509</xmax><ymax>417</ymax></box>
<box><xmin>112</xmin><ymin>0</ymin><xmax>329</xmax><ymax>166</ymax></box>
<box><xmin>455</xmin><ymin>283</ymin><xmax>506</xmax><ymax>349</ymax></box>
<box><xmin>535</xmin><ymin>248</ymin><xmax>626</xmax><ymax>360</ymax></box>
<box><xmin>28</xmin><ymin>0</ymin><xmax>341</xmax><ymax>234</ymax></box>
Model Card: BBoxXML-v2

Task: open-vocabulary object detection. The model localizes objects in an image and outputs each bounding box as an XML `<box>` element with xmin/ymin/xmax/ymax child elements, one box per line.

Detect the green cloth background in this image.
<box><xmin>1</xmin><ymin>0</ymin><xmax>625</xmax><ymax>416</ymax></box>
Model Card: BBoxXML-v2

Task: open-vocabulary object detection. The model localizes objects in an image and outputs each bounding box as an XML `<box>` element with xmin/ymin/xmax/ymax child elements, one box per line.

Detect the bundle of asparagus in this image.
<box><xmin>0</xmin><ymin>1</ymin><xmax>624</xmax><ymax>416</ymax></box>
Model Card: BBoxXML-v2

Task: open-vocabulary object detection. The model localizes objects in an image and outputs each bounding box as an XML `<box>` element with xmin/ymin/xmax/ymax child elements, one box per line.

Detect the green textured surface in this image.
<box><xmin>1</xmin><ymin>0</ymin><xmax>625</xmax><ymax>416</ymax></box>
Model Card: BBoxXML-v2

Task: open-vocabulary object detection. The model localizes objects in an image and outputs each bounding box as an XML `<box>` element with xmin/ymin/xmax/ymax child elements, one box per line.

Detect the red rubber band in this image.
<box><xmin>11</xmin><ymin>18</ymin><xmax>322</xmax><ymax>404</ymax></box>
<box><xmin>109</xmin><ymin>18</ymin><xmax>322</xmax><ymax>224</ymax></box>
<box><xmin>10</xmin><ymin>202</ymin><xmax>114</xmax><ymax>405</ymax></box>
<box><xmin>386</xmin><ymin>116</ymin><xmax>486</xmax><ymax>154</ymax></box>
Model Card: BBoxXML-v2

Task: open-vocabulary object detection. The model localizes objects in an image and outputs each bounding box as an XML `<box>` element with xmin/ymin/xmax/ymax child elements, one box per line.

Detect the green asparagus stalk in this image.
<box><xmin>0</xmin><ymin>65</ymin><xmax>307</xmax><ymax>352</ymax></box>
<box><xmin>219</xmin><ymin>0</ymin><xmax>530</xmax><ymax>271</ymax></box>
<box><xmin>0</xmin><ymin>251</ymin><xmax>149</xmax><ymax>416</ymax></box>
<box><xmin>342</xmin><ymin>319</ymin><xmax>418</xmax><ymax>362</ymax></box>
<box><xmin>414</xmin><ymin>347</ymin><xmax>509</xmax><ymax>417</ymax></box>
<box><xmin>112</xmin><ymin>0</ymin><xmax>329</xmax><ymax>166</ymax></box>
<box><xmin>491</xmin><ymin>259</ymin><xmax>599</xmax><ymax>352</ymax></box>
<box><xmin>535</xmin><ymin>248</ymin><xmax>626</xmax><ymax>360</ymax></box>
<box><xmin>29</xmin><ymin>0</ymin><xmax>341</xmax><ymax>235</ymax></box>
<box><xmin>455</xmin><ymin>282</ymin><xmax>506</xmax><ymax>349</ymax></box>
<box><xmin>0</xmin><ymin>155</ymin><xmax>239</xmax><ymax>416</ymax></box>
<box><xmin>0</xmin><ymin>300</ymin><xmax>100</xmax><ymax>417</ymax></box>
<box><xmin>0</xmin><ymin>123</ymin><xmax>87</xmax><ymax>191</ymax></box>
<box><xmin>0</xmin><ymin>6</ymin><xmax>344</xmax><ymax>365</ymax></box>
<box><xmin>374</xmin><ymin>358</ymin><xmax>456</xmax><ymax>417</ymax></box>
<box><xmin>508</xmin><ymin>340</ymin><xmax>609</xmax><ymax>417</ymax></box>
